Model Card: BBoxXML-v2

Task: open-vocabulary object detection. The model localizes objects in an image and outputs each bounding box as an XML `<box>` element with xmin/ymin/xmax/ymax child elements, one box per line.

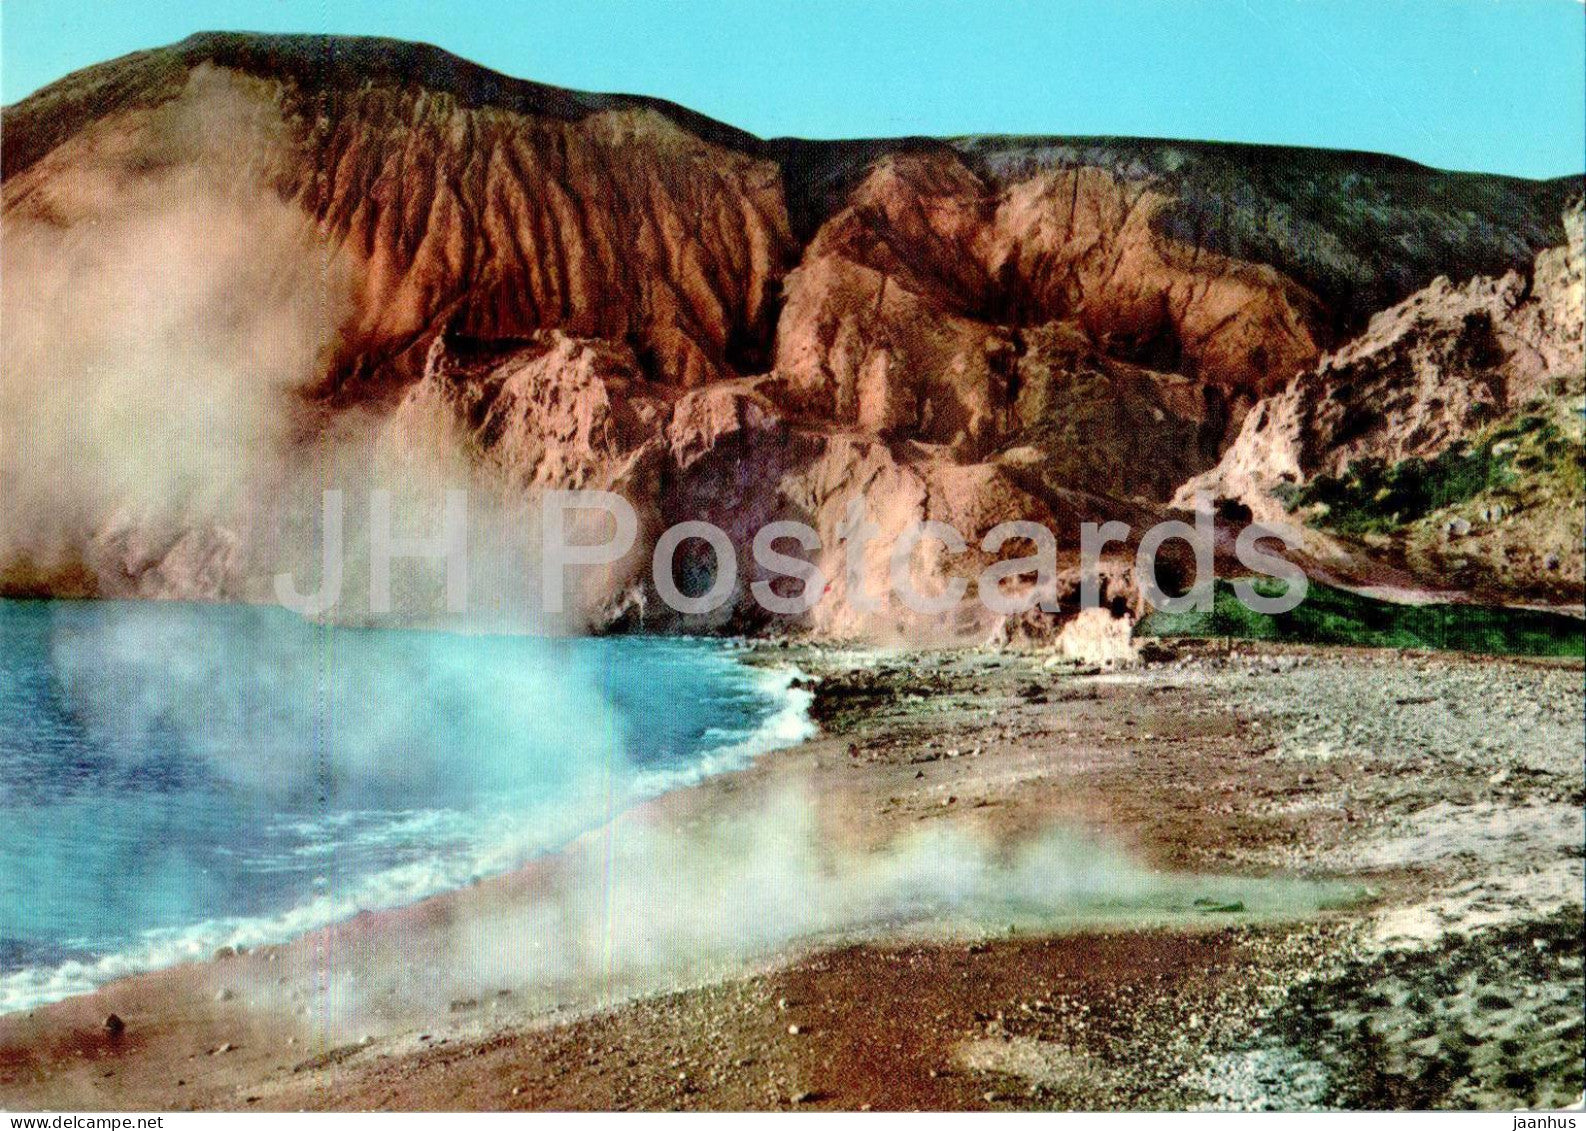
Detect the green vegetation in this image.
<box><xmin>1277</xmin><ymin>412</ymin><xmax>1585</xmax><ymax>536</ymax></box>
<box><xmin>1137</xmin><ymin>579</ymin><xmax>1584</xmax><ymax>658</ymax></box>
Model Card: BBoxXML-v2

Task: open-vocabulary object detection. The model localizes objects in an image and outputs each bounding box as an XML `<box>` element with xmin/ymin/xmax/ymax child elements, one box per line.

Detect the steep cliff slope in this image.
<box><xmin>2</xmin><ymin>32</ymin><xmax>1579</xmax><ymax>634</ymax></box>
<box><xmin>1183</xmin><ymin>202</ymin><xmax>1584</xmax><ymax>603</ymax></box>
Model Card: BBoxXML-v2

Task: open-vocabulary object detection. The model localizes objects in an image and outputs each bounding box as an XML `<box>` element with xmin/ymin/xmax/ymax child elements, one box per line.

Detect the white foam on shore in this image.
<box><xmin>631</xmin><ymin>664</ymin><xmax>816</xmax><ymax>797</ymax></box>
<box><xmin>0</xmin><ymin>662</ymin><xmax>815</xmax><ymax>1015</ymax></box>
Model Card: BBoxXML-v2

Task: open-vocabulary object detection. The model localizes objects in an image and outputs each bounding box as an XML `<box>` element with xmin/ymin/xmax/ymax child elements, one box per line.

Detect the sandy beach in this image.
<box><xmin>1</xmin><ymin>640</ymin><xmax>1581</xmax><ymax>1111</ymax></box>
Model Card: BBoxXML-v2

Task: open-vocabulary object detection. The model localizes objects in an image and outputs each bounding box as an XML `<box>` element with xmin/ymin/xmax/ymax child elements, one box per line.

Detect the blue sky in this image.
<box><xmin>2</xmin><ymin>0</ymin><xmax>1582</xmax><ymax>178</ymax></box>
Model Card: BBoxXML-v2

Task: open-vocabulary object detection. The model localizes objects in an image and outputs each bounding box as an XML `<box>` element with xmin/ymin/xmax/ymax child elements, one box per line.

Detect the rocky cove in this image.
<box><xmin>0</xmin><ymin>29</ymin><xmax>1582</xmax><ymax>1115</ymax></box>
<box><xmin>0</xmin><ymin>639</ymin><xmax>1579</xmax><ymax>1110</ymax></box>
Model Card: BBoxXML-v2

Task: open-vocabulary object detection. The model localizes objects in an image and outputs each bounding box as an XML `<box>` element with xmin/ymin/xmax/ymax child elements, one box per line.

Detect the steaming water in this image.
<box><xmin>0</xmin><ymin>599</ymin><xmax>813</xmax><ymax>1013</ymax></box>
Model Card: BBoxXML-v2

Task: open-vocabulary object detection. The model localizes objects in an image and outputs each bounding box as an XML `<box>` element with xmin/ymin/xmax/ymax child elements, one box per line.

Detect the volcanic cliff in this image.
<box><xmin>2</xmin><ymin>33</ymin><xmax>1580</xmax><ymax>635</ymax></box>
<box><xmin>1183</xmin><ymin>200</ymin><xmax>1584</xmax><ymax>604</ymax></box>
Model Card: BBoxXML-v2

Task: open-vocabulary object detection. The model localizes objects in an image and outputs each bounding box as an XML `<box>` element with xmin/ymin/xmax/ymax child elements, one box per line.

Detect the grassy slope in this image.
<box><xmin>1138</xmin><ymin>579</ymin><xmax>1585</xmax><ymax>658</ymax></box>
<box><xmin>1267</xmin><ymin>392</ymin><xmax>1585</xmax><ymax>605</ymax></box>
<box><xmin>1278</xmin><ymin>404</ymin><xmax>1585</xmax><ymax>537</ymax></box>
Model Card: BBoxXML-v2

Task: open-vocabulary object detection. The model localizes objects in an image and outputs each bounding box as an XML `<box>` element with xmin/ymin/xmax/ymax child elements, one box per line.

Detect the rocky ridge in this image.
<box><xmin>1182</xmin><ymin>201</ymin><xmax>1584</xmax><ymax>603</ymax></box>
<box><xmin>2</xmin><ymin>32</ymin><xmax>1580</xmax><ymax>634</ymax></box>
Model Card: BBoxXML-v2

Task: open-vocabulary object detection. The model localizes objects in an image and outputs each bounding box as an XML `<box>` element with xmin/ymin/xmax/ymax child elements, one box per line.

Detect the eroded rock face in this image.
<box><xmin>391</xmin><ymin>333</ymin><xmax>668</xmax><ymax>493</ymax></box>
<box><xmin>2</xmin><ymin>33</ymin><xmax>1580</xmax><ymax>633</ymax></box>
<box><xmin>774</xmin><ymin>154</ymin><xmax>1324</xmax><ymax>458</ymax></box>
<box><xmin>1182</xmin><ymin>202</ymin><xmax>1584</xmax><ymax>599</ymax></box>
<box><xmin>984</xmin><ymin>167</ymin><xmax>1326</xmax><ymax>396</ymax></box>
<box><xmin>301</xmin><ymin>94</ymin><xmax>793</xmax><ymax>394</ymax></box>
<box><xmin>1186</xmin><ymin>202</ymin><xmax>1583</xmax><ymax>511</ymax></box>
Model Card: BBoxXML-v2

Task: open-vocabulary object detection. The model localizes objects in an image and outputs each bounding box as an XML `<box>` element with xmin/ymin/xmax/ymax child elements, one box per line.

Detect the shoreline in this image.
<box><xmin>0</xmin><ymin>625</ymin><xmax>818</xmax><ymax>1017</ymax></box>
<box><xmin>1</xmin><ymin>639</ymin><xmax>1580</xmax><ymax>1110</ymax></box>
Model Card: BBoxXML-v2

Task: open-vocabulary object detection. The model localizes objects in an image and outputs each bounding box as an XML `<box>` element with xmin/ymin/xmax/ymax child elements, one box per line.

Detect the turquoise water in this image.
<box><xmin>0</xmin><ymin>600</ymin><xmax>811</xmax><ymax>1011</ymax></box>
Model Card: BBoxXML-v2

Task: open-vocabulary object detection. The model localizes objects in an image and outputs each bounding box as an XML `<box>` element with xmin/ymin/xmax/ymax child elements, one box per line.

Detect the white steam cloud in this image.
<box><xmin>274</xmin><ymin>785</ymin><xmax>1350</xmax><ymax>1034</ymax></box>
<box><xmin>0</xmin><ymin>67</ymin><xmax>354</xmax><ymax>592</ymax></box>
